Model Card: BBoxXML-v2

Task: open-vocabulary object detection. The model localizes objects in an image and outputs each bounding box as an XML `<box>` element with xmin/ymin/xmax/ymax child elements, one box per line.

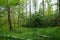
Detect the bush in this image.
<box><xmin>23</xmin><ymin>13</ymin><xmax>47</xmax><ymax>27</ymax></box>
<box><xmin>23</xmin><ymin>12</ymin><xmax>60</xmax><ymax>27</ymax></box>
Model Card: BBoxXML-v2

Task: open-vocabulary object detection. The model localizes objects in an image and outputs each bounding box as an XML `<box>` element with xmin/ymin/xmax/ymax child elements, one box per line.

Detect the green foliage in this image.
<box><xmin>24</xmin><ymin>12</ymin><xmax>45</xmax><ymax>27</ymax></box>
<box><xmin>24</xmin><ymin>11</ymin><xmax>58</xmax><ymax>27</ymax></box>
<box><xmin>0</xmin><ymin>0</ymin><xmax>20</xmax><ymax>6</ymax></box>
<box><xmin>0</xmin><ymin>26</ymin><xmax>60</xmax><ymax>40</ymax></box>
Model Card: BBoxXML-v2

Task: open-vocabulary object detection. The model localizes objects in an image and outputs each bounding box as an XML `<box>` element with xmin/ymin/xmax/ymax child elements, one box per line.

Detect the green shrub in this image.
<box><xmin>23</xmin><ymin>13</ymin><xmax>47</xmax><ymax>27</ymax></box>
<box><xmin>23</xmin><ymin>12</ymin><xmax>60</xmax><ymax>27</ymax></box>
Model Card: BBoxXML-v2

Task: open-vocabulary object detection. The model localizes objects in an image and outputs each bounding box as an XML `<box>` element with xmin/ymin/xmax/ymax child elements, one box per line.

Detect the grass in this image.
<box><xmin>0</xmin><ymin>25</ymin><xmax>60</xmax><ymax>40</ymax></box>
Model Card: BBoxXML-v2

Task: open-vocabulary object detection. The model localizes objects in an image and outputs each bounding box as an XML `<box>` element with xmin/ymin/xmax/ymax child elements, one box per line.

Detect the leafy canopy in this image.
<box><xmin>0</xmin><ymin>0</ymin><xmax>26</xmax><ymax>6</ymax></box>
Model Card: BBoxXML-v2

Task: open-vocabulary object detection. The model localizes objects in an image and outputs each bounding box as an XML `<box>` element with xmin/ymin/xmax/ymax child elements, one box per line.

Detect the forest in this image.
<box><xmin>0</xmin><ymin>0</ymin><xmax>60</xmax><ymax>40</ymax></box>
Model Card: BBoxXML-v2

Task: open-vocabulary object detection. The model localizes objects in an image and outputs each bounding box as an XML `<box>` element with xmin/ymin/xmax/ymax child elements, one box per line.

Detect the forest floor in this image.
<box><xmin>0</xmin><ymin>25</ymin><xmax>60</xmax><ymax>40</ymax></box>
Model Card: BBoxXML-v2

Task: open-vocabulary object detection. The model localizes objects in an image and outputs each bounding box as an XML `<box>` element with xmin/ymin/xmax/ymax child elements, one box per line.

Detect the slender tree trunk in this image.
<box><xmin>18</xmin><ymin>13</ymin><xmax>20</xmax><ymax>27</ymax></box>
<box><xmin>22</xmin><ymin>7</ymin><xmax>24</xmax><ymax>26</ymax></box>
<box><xmin>58</xmin><ymin>0</ymin><xmax>60</xmax><ymax>25</ymax></box>
<box><xmin>42</xmin><ymin>0</ymin><xmax>44</xmax><ymax>14</ymax></box>
<box><xmin>35</xmin><ymin>0</ymin><xmax>37</xmax><ymax>14</ymax></box>
<box><xmin>7</xmin><ymin>7</ymin><xmax>12</xmax><ymax>31</ymax></box>
<box><xmin>58</xmin><ymin>0</ymin><xmax>60</xmax><ymax>18</ymax></box>
<box><xmin>25</xmin><ymin>0</ymin><xmax>27</xmax><ymax>25</ymax></box>
<box><xmin>29</xmin><ymin>0</ymin><xmax>31</xmax><ymax>18</ymax></box>
<box><xmin>26</xmin><ymin>0</ymin><xmax>27</xmax><ymax>18</ymax></box>
<box><xmin>13</xmin><ymin>15</ymin><xmax>15</xmax><ymax>27</ymax></box>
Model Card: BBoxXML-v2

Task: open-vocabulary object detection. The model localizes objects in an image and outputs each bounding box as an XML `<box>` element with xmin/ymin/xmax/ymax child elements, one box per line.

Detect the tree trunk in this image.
<box><xmin>7</xmin><ymin>7</ymin><xmax>12</xmax><ymax>31</ymax></box>
<box><xmin>13</xmin><ymin>15</ymin><xmax>15</xmax><ymax>27</ymax></box>
<box><xmin>29</xmin><ymin>0</ymin><xmax>31</xmax><ymax>18</ymax></box>
<box><xmin>18</xmin><ymin>14</ymin><xmax>20</xmax><ymax>27</ymax></box>
<box><xmin>25</xmin><ymin>0</ymin><xmax>27</xmax><ymax>25</ymax></box>
<box><xmin>58</xmin><ymin>0</ymin><xmax>60</xmax><ymax>25</ymax></box>
<box><xmin>42</xmin><ymin>0</ymin><xmax>44</xmax><ymax>14</ymax></box>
